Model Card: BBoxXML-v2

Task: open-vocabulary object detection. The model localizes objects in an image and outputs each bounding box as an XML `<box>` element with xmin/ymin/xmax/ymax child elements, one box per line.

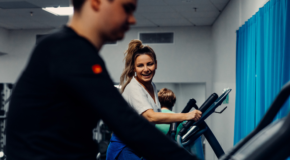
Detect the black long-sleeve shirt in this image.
<box><xmin>5</xmin><ymin>26</ymin><xmax>197</xmax><ymax>160</ymax></box>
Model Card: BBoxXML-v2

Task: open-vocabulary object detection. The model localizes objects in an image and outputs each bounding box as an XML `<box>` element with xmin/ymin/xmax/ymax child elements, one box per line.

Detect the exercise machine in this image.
<box><xmin>175</xmin><ymin>81</ymin><xmax>290</xmax><ymax>160</ymax></box>
<box><xmin>95</xmin><ymin>121</ymin><xmax>112</xmax><ymax>160</ymax></box>
<box><xmin>167</xmin><ymin>89</ymin><xmax>231</xmax><ymax>159</ymax></box>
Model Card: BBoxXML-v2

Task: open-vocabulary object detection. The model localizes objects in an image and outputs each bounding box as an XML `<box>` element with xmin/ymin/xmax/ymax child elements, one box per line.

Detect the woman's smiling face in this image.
<box><xmin>134</xmin><ymin>54</ymin><xmax>157</xmax><ymax>84</ymax></box>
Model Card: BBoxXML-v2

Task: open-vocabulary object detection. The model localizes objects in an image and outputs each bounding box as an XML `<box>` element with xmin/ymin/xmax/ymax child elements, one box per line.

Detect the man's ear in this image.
<box><xmin>90</xmin><ymin>0</ymin><xmax>101</xmax><ymax>11</ymax></box>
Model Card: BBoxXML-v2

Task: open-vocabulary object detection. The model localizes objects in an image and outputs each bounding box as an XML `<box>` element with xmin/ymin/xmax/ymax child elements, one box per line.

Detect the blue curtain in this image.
<box><xmin>235</xmin><ymin>0</ymin><xmax>290</xmax><ymax>146</ymax></box>
<box><xmin>283</xmin><ymin>0</ymin><xmax>290</xmax><ymax>115</ymax></box>
<box><xmin>256</xmin><ymin>0</ymin><xmax>289</xmax><ymax>123</ymax></box>
<box><xmin>234</xmin><ymin>17</ymin><xmax>257</xmax><ymax>144</ymax></box>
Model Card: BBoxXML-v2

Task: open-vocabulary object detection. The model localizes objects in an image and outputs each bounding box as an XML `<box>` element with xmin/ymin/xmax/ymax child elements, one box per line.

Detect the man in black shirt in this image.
<box><xmin>5</xmin><ymin>0</ymin><xmax>198</xmax><ymax>160</ymax></box>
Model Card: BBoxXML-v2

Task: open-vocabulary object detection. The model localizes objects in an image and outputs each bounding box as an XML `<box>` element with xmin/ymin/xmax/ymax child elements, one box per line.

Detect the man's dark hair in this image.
<box><xmin>71</xmin><ymin>0</ymin><xmax>86</xmax><ymax>11</ymax></box>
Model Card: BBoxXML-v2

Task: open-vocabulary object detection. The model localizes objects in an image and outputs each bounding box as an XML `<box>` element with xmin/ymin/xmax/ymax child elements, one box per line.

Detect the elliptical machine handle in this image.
<box><xmin>199</xmin><ymin>93</ymin><xmax>219</xmax><ymax>113</ymax></box>
<box><xmin>179</xmin><ymin>93</ymin><xmax>218</xmax><ymax>136</ymax></box>
<box><xmin>181</xmin><ymin>99</ymin><xmax>196</xmax><ymax>113</ymax></box>
<box><xmin>167</xmin><ymin>99</ymin><xmax>197</xmax><ymax>139</ymax></box>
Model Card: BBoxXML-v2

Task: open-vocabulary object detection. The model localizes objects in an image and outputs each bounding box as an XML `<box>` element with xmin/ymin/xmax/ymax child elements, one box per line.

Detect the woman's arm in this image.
<box><xmin>142</xmin><ymin>109</ymin><xmax>202</xmax><ymax>124</ymax></box>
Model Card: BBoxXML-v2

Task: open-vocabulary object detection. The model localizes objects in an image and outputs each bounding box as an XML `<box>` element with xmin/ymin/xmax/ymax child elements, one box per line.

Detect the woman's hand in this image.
<box><xmin>185</xmin><ymin>110</ymin><xmax>202</xmax><ymax>121</ymax></box>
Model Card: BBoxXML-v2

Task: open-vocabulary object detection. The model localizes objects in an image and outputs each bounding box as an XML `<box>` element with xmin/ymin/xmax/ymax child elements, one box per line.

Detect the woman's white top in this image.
<box><xmin>122</xmin><ymin>77</ymin><xmax>161</xmax><ymax>115</ymax></box>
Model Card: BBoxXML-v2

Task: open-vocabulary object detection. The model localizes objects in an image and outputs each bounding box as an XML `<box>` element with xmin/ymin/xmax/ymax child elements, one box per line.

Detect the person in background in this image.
<box><xmin>156</xmin><ymin>88</ymin><xmax>205</xmax><ymax>160</ymax></box>
<box><xmin>5</xmin><ymin>0</ymin><xmax>198</xmax><ymax>160</ymax></box>
<box><xmin>106</xmin><ymin>40</ymin><xmax>202</xmax><ymax>160</ymax></box>
<box><xmin>155</xmin><ymin>88</ymin><xmax>181</xmax><ymax>136</ymax></box>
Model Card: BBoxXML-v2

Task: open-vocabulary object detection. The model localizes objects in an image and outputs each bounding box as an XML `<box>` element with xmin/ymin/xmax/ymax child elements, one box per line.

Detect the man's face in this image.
<box><xmin>99</xmin><ymin>0</ymin><xmax>137</xmax><ymax>41</ymax></box>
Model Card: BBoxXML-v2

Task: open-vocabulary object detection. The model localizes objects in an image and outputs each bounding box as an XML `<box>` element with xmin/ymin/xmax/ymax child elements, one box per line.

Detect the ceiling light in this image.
<box><xmin>42</xmin><ymin>7</ymin><xmax>73</xmax><ymax>16</ymax></box>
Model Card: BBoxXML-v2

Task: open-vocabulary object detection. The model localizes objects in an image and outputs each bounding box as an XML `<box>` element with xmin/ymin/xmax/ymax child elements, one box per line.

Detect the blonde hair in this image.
<box><xmin>158</xmin><ymin>88</ymin><xmax>176</xmax><ymax>109</ymax></box>
<box><xmin>120</xmin><ymin>39</ymin><xmax>156</xmax><ymax>93</ymax></box>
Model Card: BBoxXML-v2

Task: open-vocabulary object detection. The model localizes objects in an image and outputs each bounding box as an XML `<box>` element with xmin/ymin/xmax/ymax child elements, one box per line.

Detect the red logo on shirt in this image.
<box><xmin>92</xmin><ymin>64</ymin><xmax>102</xmax><ymax>74</ymax></box>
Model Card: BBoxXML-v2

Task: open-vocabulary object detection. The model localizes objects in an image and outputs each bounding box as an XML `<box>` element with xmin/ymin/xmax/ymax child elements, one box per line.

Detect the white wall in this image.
<box><xmin>0</xmin><ymin>27</ymin><xmax>9</xmax><ymax>54</ymax></box>
<box><xmin>0</xmin><ymin>26</ymin><xmax>214</xmax><ymax>99</ymax></box>
<box><xmin>206</xmin><ymin>0</ymin><xmax>269</xmax><ymax>160</ymax></box>
<box><xmin>101</xmin><ymin>26</ymin><xmax>213</xmax><ymax>97</ymax></box>
<box><xmin>0</xmin><ymin>29</ymin><xmax>56</xmax><ymax>83</ymax></box>
<box><xmin>0</xmin><ymin>27</ymin><xmax>11</xmax><ymax>83</ymax></box>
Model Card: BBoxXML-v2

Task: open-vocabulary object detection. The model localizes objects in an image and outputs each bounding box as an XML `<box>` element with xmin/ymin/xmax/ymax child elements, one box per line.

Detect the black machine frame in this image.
<box><xmin>220</xmin><ymin>81</ymin><xmax>290</xmax><ymax>160</ymax></box>
<box><xmin>167</xmin><ymin>89</ymin><xmax>232</xmax><ymax>159</ymax></box>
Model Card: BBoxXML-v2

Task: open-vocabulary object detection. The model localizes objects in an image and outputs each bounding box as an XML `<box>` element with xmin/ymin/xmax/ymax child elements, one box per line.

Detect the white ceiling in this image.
<box><xmin>0</xmin><ymin>0</ymin><xmax>230</xmax><ymax>30</ymax></box>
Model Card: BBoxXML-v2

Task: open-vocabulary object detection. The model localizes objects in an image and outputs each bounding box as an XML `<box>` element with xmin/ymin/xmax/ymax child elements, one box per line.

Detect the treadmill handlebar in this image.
<box><xmin>179</xmin><ymin>93</ymin><xmax>218</xmax><ymax>136</ymax></box>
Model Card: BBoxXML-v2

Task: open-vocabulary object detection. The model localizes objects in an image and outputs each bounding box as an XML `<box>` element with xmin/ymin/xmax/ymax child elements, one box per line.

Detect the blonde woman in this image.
<box><xmin>106</xmin><ymin>40</ymin><xmax>202</xmax><ymax>160</ymax></box>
